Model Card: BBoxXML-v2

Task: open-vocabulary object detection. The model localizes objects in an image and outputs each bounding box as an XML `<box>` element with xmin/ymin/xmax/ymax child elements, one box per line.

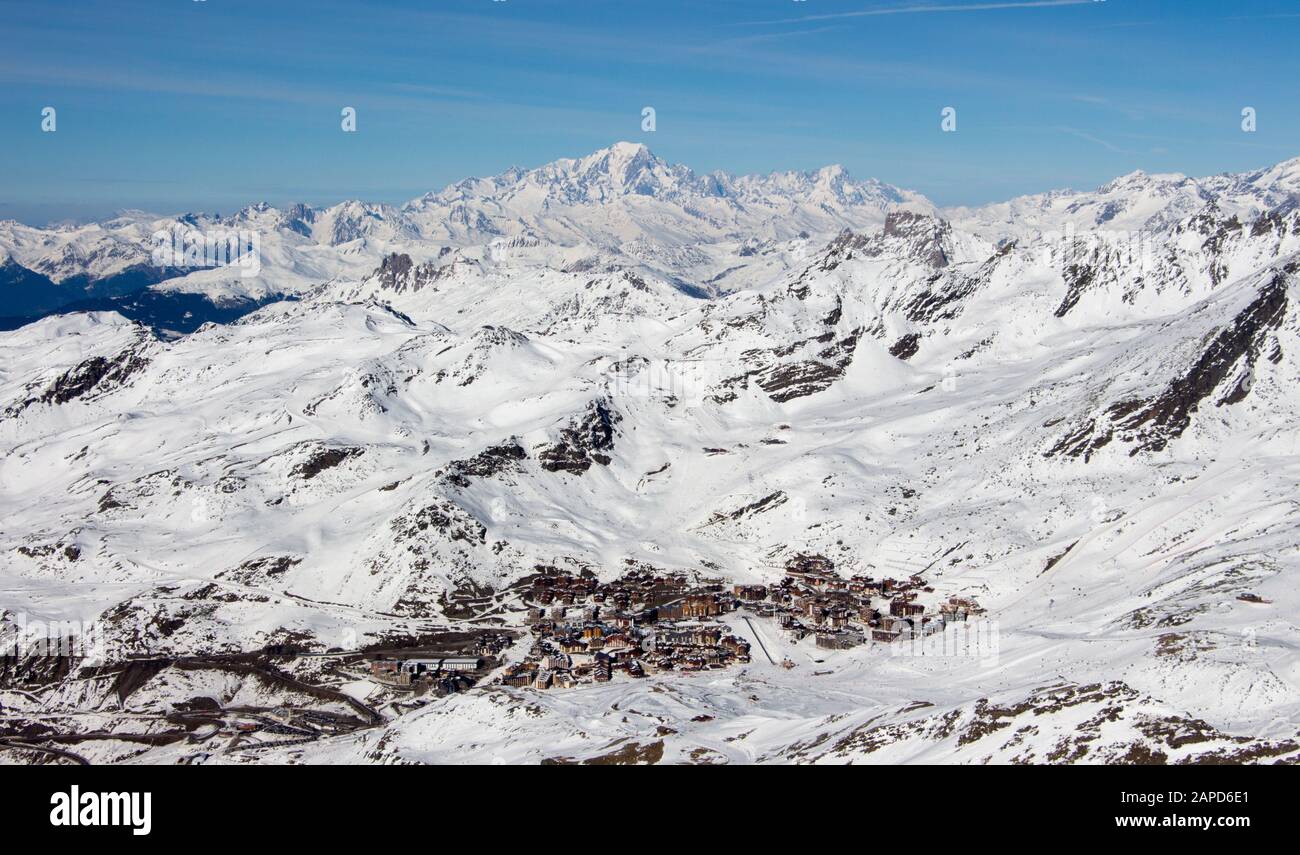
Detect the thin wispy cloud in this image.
<box><xmin>746</xmin><ymin>0</ymin><xmax>1102</xmax><ymax>27</ymax></box>
<box><xmin>1056</xmin><ymin>126</ymin><xmax>1129</xmax><ymax>154</ymax></box>
<box><xmin>710</xmin><ymin>26</ymin><xmax>843</xmax><ymax>48</ymax></box>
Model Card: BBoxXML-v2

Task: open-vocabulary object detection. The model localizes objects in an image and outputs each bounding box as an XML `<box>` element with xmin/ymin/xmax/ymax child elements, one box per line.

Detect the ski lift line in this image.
<box><xmin>741</xmin><ymin>615</ymin><xmax>777</xmax><ymax>665</ymax></box>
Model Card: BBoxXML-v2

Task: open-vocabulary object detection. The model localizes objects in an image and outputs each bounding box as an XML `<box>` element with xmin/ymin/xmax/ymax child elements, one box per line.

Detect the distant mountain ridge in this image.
<box><xmin>2</xmin><ymin>144</ymin><xmax>1299</xmax><ymax>337</ymax></box>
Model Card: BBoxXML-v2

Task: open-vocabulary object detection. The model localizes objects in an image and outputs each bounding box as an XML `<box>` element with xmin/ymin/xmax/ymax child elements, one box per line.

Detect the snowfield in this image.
<box><xmin>2</xmin><ymin>143</ymin><xmax>1299</xmax><ymax>764</ymax></box>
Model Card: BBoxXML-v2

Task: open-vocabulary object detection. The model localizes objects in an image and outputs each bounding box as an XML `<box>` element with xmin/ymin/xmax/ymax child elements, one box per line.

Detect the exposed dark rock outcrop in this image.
<box><xmin>217</xmin><ymin>556</ymin><xmax>303</xmax><ymax>586</ymax></box>
<box><xmin>889</xmin><ymin>332</ymin><xmax>921</xmax><ymax>361</ymax></box>
<box><xmin>906</xmin><ymin>271</ymin><xmax>974</xmax><ymax>324</ymax></box>
<box><xmin>442</xmin><ymin>441</ymin><xmax>528</xmax><ymax>488</ymax></box>
<box><xmin>1054</xmin><ymin>262</ymin><xmax>1096</xmax><ymax>318</ymax></box>
<box><xmin>373</xmin><ymin>253</ymin><xmax>445</xmax><ymax>293</ymax></box>
<box><xmin>709</xmin><ymin>491</ymin><xmax>788</xmax><ymax>525</ymax></box>
<box><xmin>879</xmin><ymin>211</ymin><xmax>952</xmax><ymax>269</ymax></box>
<box><xmin>813</xmin><ymin>213</ymin><xmax>952</xmax><ymax>275</ymax></box>
<box><xmin>713</xmin><ymin>329</ymin><xmax>861</xmax><ymax>403</ymax></box>
<box><xmin>539</xmin><ymin>400</ymin><xmax>620</xmax><ymax>474</ymax></box>
<box><xmin>394</xmin><ymin>499</ymin><xmax>487</xmax><ymax>545</ymax></box>
<box><xmin>5</xmin><ymin>338</ymin><xmax>151</xmax><ymax>418</ymax></box>
<box><xmin>292</xmin><ymin>446</ymin><xmax>363</xmax><ymax>479</ymax></box>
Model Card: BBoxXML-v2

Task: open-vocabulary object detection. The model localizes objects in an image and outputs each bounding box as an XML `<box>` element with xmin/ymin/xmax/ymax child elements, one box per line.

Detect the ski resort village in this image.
<box><xmin>0</xmin><ymin>553</ymin><xmax>989</xmax><ymax>763</ymax></box>
<box><xmin>499</xmin><ymin>559</ymin><xmax>987</xmax><ymax>690</ymax></box>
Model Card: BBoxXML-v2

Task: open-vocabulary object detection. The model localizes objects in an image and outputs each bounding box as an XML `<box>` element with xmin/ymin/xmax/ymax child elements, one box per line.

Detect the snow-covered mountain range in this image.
<box><xmin>2</xmin><ymin>143</ymin><xmax>1299</xmax><ymax>765</ymax></box>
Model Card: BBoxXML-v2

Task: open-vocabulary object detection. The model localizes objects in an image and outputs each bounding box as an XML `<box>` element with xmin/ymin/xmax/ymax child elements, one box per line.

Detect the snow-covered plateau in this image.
<box><xmin>2</xmin><ymin>143</ymin><xmax>1299</xmax><ymax>764</ymax></box>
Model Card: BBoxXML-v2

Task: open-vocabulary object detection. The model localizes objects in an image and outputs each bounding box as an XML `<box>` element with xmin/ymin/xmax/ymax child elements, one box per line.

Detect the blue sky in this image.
<box><xmin>1</xmin><ymin>0</ymin><xmax>1297</xmax><ymax>224</ymax></box>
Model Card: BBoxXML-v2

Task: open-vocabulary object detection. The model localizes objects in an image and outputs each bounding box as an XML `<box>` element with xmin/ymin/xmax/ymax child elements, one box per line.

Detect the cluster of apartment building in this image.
<box><xmin>740</xmin><ymin>555</ymin><xmax>984</xmax><ymax>650</ymax></box>
<box><xmin>378</xmin><ymin>558</ymin><xmax>990</xmax><ymax>696</ymax></box>
<box><xmin>499</xmin><ymin>568</ymin><xmax>751</xmax><ymax>690</ymax></box>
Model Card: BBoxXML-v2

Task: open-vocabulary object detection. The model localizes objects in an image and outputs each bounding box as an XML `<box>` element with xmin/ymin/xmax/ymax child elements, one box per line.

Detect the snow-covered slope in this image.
<box><xmin>948</xmin><ymin>157</ymin><xmax>1300</xmax><ymax>241</ymax></box>
<box><xmin>2</xmin><ymin>146</ymin><xmax>1299</xmax><ymax>765</ymax></box>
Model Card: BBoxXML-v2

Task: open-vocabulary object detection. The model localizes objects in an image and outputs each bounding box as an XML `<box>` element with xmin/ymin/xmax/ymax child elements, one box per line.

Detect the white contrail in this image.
<box><xmin>748</xmin><ymin>0</ymin><xmax>1103</xmax><ymax>27</ymax></box>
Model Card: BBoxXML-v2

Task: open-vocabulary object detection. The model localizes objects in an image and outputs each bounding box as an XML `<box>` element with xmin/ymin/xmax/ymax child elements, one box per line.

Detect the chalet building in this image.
<box><xmin>721</xmin><ymin>636</ymin><xmax>752</xmax><ymax>658</ymax></box>
<box><xmin>919</xmin><ymin>614</ymin><xmax>947</xmax><ymax>634</ymax></box>
<box><xmin>878</xmin><ymin>616</ymin><xmax>912</xmax><ymax>637</ymax></box>
<box><xmin>658</xmin><ymin>592</ymin><xmax>727</xmax><ymax>621</ymax></box>
<box><xmin>655</xmin><ymin>625</ymin><xmax>723</xmax><ymax>649</ymax></box>
<box><xmin>559</xmin><ymin>638</ymin><xmax>588</xmax><ymax>654</ymax></box>
<box><xmin>543</xmin><ymin>654</ymin><xmax>572</xmax><ymax>671</ymax></box>
<box><xmin>948</xmin><ymin>595</ymin><xmax>984</xmax><ymax>612</ymax></box>
<box><xmin>603</xmin><ymin>633</ymin><xmax>634</xmax><ymax>651</ymax></box>
<box><xmin>786</xmin><ymin>570</ymin><xmax>835</xmax><ymax>589</ymax></box>
<box><xmin>655</xmin><ymin>602</ymin><xmax>681</xmax><ymax>621</ymax></box>
<box><xmin>503</xmin><ymin>669</ymin><xmax>534</xmax><ymax>688</ymax></box>
<box><xmin>890</xmin><ymin>599</ymin><xmax>925</xmax><ymax>617</ymax></box>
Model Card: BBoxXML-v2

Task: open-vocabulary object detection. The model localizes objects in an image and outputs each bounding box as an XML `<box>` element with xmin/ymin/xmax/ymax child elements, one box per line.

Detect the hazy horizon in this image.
<box><xmin>4</xmin><ymin>139</ymin><xmax>1298</xmax><ymax>229</ymax></box>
